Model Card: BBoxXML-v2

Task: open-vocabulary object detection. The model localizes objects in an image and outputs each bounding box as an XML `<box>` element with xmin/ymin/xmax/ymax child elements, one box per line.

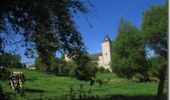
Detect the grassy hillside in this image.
<box><xmin>1</xmin><ymin>68</ymin><xmax>168</xmax><ymax>100</ymax></box>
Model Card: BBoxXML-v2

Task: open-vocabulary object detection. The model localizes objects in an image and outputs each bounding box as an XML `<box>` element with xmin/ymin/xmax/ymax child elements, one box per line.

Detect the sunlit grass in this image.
<box><xmin>1</xmin><ymin>68</ymin><xmax>168</xmax><ymax>100</ymax></box>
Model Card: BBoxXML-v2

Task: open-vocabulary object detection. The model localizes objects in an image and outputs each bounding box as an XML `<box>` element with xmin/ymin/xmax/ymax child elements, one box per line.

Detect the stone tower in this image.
<box><xmin>101</xmin><ymin>33</ymin><xmax>112</xmax><ymax>70</ymax></box>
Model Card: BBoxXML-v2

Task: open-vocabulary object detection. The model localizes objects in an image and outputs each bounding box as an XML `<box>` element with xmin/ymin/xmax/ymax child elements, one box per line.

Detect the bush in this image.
<box><xmin>0</xmin><ymin>67</ymin><xmax>10</xmax><ymax>81</ymax></box>
<box><xmin>147</xmin><ymin>56</ymin><xmax>165</xmax><ymax>79</ymax></box>
<box><xmin>0</xmin><ymin>53</ymin><xmax>22</xmax><ymax>68</ymax></box>
<box><xmin>97</xmin><ymin>67</ymin><xmax>111</xmax><ymax>74</ymax></box>
<box><xmin>75</xmin><ymin>61</ymin><xmax>97</xmax><ymax>81</ymax></box>
<box><xmin>52</xmin><ymin>60</ymin><xmax>78</xmax><ymax>76</ymax></box>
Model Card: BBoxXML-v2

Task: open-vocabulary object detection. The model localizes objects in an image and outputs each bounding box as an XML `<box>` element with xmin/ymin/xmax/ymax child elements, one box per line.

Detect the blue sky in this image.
<box><xmin>7</xmin><ymin>0</ymin><xmax>165</xmax><ymax>64</ymax></box>
<box><xmin>73</xmin><ymin>0</ymin><xmax>165</xmax><ymax>54</ymax></box>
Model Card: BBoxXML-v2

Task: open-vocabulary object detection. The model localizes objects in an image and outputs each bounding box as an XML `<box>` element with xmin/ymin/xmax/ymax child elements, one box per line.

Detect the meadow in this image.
<box><xmin>1</xmin><ymin>68</ymin><xmax>168</xmax><ymax>100</ymax></box>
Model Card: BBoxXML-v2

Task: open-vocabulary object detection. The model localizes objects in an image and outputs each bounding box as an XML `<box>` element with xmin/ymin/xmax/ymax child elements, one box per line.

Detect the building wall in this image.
<box><xmin>64</xmin><ymin>54</ymin><xmax>72</xmax><ymax>62</ymax></box>
<box><xmin>101</xmin><ymin>41</ymin><xmax>111</xmax><ymax>66</ymax></box>
<box><xmin>98</xmin><ymin>55</ymin><xmax>103</xmax><ymax>67</ymax></box>
<box><xmin>97</xmin><ymin>40</ymin><xmax>112</xmax><ymax>71</ymax></box>
<box><xmin>64</xmin><ymin>35</ymin><xmax>112</xmax><ymax>71</ymax></box>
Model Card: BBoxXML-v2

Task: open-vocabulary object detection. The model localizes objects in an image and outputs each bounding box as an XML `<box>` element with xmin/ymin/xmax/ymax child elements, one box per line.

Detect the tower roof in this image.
<box><xmin>102</xmin><ymin>33</ymin><xmax>111</xmax><ymax>42</ymax></box>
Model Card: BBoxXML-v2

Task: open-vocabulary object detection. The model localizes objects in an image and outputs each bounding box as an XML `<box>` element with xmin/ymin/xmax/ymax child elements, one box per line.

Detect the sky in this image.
<box><xmin>73</xmin><ymin>0</ymin><xmax>165</xmax><ymax>54</ymax></box>
<box><xmin>7</xmin><ymin>0</ymin><xmax>165</xmax><ymax>65</ymax></box>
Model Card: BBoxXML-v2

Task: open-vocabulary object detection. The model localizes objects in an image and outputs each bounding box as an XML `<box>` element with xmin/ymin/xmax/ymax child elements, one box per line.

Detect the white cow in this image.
<box><xmin>9</xmin><ymin>72</ymin><xmax>25</xmax><ymax>93</ymax></box>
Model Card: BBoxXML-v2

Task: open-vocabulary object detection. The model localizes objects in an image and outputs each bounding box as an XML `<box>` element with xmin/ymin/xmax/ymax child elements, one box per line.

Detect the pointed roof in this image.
<box><xmin>102</xmin><ymin>33</ymin><xmax>111</xmax><ymax>42</ymax></box>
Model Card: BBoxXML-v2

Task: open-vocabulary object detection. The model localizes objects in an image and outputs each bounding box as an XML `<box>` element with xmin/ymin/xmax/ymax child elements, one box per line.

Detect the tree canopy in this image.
<box><xmin>141</xmin><ymin>2</ymin><xmax>168</xmax><ymax>100</ymax></box>
<box><xmin>142</xmin><ymin>2</ymin><xmax>168</xmax><ymax>58</ymax></box>
<box><xmin>0</xmin><ymin>53</ymin><xmax>23</xmax><ymax>68</ymax></box>
<box><xmin>111</xmin><ymin>19</ymin><xmax>149</xmax><ymax>81</ymax></box>
<box><xmin>0</xmin><ymin>0</ymin><xmax>90</xmax><ymax>70</ymax></box>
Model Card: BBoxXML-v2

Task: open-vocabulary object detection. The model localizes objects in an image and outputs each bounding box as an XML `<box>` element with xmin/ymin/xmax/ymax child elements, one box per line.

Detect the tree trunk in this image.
<box><xmin>156</xmin><ymin>64</ymin><xmax>166</xmax><ymax>100</ymax></box>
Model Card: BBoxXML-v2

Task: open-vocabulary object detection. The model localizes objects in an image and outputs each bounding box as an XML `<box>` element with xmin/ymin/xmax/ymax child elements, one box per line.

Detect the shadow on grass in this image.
<box><xmin>97</xmin><ymin>94</ymin><xmax>167</xmax><ymax>100</ymax></box>
<box><xmin>24</xmin><ymin>88</ymin><xmax>46</xmax><ymax>93</ymax></box>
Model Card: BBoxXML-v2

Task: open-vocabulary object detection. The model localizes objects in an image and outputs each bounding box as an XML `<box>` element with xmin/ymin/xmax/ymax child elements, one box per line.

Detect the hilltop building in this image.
<box><xmin>89</xmin><ymin>33</ymin><xmax>112</xmax><ymax>71</ymax></box>
<box><xmin>64</xmin><ymin>33</ymin><xmax>112</xmax><ymax>71</ymax></box>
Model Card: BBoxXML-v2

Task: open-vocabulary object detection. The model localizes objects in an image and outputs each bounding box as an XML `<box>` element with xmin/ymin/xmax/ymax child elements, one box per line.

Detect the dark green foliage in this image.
<box><xmin>142</xmin><ymin>3</ymin><xmax>168</xmax><ymax>58</ymax></box>
<box><xmin>34</xmin><ymin>56</ymin><xmax>78</xmax><ymax>76</ymax></box>
<box><xmin>97</xmin><ymin>67</ymin><xmax>111</xmax><ymax>74</ymax></box>
<box><xmin>141</xmin><ymin>2</ymin><xmax>168</xmax><ymax>99</ymax></box>
<box><xmin>0</xmin><ymin>0</ymin><xmax>89</xmax><ymax>71</ymax></box>
<box><xmin>0</xmin><ymin>68</ymin><xmax>10</xmax><ymax>81</ymax></box>
<box><xmin>34</xmin><ymin>57</ymin><xmax>43</xmax><ymax>70</ymax></box>
<box><xmin>34</xmin><ymin>53</ymin><xmax>97</xmax><ymax>81</ymax></box>
<box><xmin>111</xmin><ymin>19</ymin><xmax>149</xmax><ymax>81</ymax></box>
<box><xmin>65</xmin><ymin>84</ymin><xmax>97</xmax><ymax>100</ymax></box>
<box><xmin>147</xmin><ymin>56</ymin><xmax>164</xmax><ymax>79</ymax></box>
<box><xmin>75</xmin><ymin>62</ymin><xmax>97</xmax><ymax>81</ymax></box>
<box><xmin>0</xmin><ymin>53</ymin><xmax>22</xmax><ymax>68</ymax></box>
<box><xmin>35</xmin><ymin>32</ymin><xmax>59</xmax><ymax>71</ymax></box>
<box><xmin>74</xmin><ymin>53</ymin><xmax>98</xmax><ymax>81</ymax></box>
<box><xmin>53</xmin><ymin>60</ymin><xmax>78</xmax><ymax>77</ymax></box>
<box><xmin>0</xmin><ymin>83</ymin><xmax>16</xmax><ymax>100</ymax></box>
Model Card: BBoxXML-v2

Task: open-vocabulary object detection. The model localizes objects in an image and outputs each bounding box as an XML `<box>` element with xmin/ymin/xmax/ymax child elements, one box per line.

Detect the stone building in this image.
<box><xmin>64</xmin><ymin>33</ymin><xmax>112</xmax><ymax>71</ymax></box>
<box><xmin>89</xmin><ymin>33</ymin><xmax>112</xmax><ymax>71</ymax></box>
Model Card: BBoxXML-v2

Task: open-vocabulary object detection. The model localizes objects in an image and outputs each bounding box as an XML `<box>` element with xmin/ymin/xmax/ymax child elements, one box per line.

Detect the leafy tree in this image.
<box><xmin>65</xmin><ymin>61</ymin><xmax>78</xmax><ymax>77</ymax></box>
<box><xmin>34</xmin><ymin>56</ymin><xmax>43</xmax><ymax>70</ymax></box>
<box><xmin>111</xmin><ymin>19</ymin><xmax>149</xmax><ymax>81</ymax></box>
<box><xmin>147</xmin><ymin>56</ymin><xmax>164</xmax><ymax>79</ymax></box>
<box><xmin>50</xmin><ymin>58</ymin><xmax>74</xmax><ymax>76</ymax></box>
<box><xmin>34</xmin><ymin>56</ymin><xmax>78</xmax><ymax>76</ymax></box>
<box><xmin>0</xmin><ymin>0</ymin><xmax>90</xmax><ymax>71</ymax></box>
<box><xmin>97</xmin><ymin>67</ymin><xmax>111</xmax><ymax>74</ymax></box>
<box><xmin>74</xmin><ymin>53</ymin><xmax>98</xmax><ymax>81</ymax></box>
<box><xmin>141</xmin><ymin>2</ymin><xmax>168</xmax><ymax>100</ymax></box>
<box><xmin>0</xmin><ymin>53</ymin><xmax>22</xmax><ymax>68</ymax></box>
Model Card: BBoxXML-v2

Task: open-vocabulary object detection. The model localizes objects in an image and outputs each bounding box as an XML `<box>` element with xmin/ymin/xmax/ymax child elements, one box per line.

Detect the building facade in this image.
<box><xmin>64</xmin><ymin>33</ymin><xmax>112</xmax><ymax>71</ymax></box>
<box><xmin>97</xmin><ymin>34</ymin><xmax>112</xmax><ymax>71</ymax></box>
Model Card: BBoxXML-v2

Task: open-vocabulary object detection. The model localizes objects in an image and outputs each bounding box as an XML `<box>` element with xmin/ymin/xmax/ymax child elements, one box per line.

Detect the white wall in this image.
<box><xmin>101</xmin><ymin>41</ymin><xmax>111</xmax><ymax>66</ymax></box>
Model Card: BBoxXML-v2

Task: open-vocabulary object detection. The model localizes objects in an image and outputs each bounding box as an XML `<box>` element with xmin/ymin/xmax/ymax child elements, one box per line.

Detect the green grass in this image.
<box><xmin>1</xmin><ymin>68</ymin><xmax>168</xmax><ymax>100</ymax></box>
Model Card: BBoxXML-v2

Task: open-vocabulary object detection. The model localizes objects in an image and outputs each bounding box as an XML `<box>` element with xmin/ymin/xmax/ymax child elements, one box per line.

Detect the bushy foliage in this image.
<box><xmin>34</xmin><ymin>54</ymin><xmax>97</xmax><ymax>81</ymax></box>
<box><xmin>97</xmin><ymin>67</ymin><xmax>111</xmax><ymax>74</ymax></box>
<box><xmin>0</xmin><ymin>53</ymin><xmax>22</xmax><ymax>68</ymax></box>
<box><xmin>147</xmin><ymin>56</ymin><xmax>165</xmax><ymax>79</ymax></box>
<box><xmin>52</xmin><ymin>60</ymin><xmax>78</xmax><ymax>77</ymax></box>
<box><xmin>111</xmin><ymin>19</ymin><xmax>149</xmax><ymax>81</ymax></box>
<box><xmin>142</xmin><ymin>2</ymin><xmax>167</xmax><ymax>99</ymax></box>
<box><xmin>34</xmin><ymin>57</ymin><xmax>45</xmax><ymax>71</ymax></box>
<box><xmin>74</xmin><ymin>54</ymin><xmax>98</xmax><ymax>81</ymax></box>
<box><xmin>34</xmin><ymin>56</ymin><xmax>78</xmax><ymax>77</ymax></box>
<box><xmin>0</xmin><ymin>67</ymin><xmax>11</xmax><ymax>81</ymax></box>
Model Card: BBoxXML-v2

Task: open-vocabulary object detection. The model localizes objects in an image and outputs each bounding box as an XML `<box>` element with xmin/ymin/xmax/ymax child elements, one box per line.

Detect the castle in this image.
<box><xmin>65</xmin><ymin>33</ymin><xmax>112</xmax><ymax>71</ymax></box>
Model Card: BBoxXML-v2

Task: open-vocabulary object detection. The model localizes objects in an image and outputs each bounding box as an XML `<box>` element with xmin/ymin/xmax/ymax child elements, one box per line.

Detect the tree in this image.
<box><xmin>141</xmin><ymin>2</ymin><xmax>168</xmax><ymax>100</ymax></box>
<box><xmin>147</xmin><ymin>56</ymin><xmax>164</xmax><ymax>80</ymax></box>
<box><xmin>74</xmin><ymin>52</ymin><xmax>98</xmax><ymax>81</ymax></box>
<box><xmin>111</xmin><ymin>19</ymin><xmax>149</xmax><ymax>81</ymax></box>
<box><xmin>0</xmin><ymin>53</ymin><xmax>22</xmax><ymax>68</ymax></box>
<box><xmin>0</xmin><ymin>0</ymin><xmax>90</xmax><ymax>71</ymax></box>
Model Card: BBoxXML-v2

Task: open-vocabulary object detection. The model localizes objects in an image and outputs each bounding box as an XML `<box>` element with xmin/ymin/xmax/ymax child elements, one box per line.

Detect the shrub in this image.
<box><xmin>0</xmin><ymin>67</ymin><xmax>10</xmax><ymax>81</ymax></box>
<box><xmin>75</xmin><ymin>61</ymin><xmax>97</xmax><ymax>81</ymax></box>
<box><xmin>97</xmin><ymin>67</ymin><xmax>111</xmax><ymax>74</ymax></box>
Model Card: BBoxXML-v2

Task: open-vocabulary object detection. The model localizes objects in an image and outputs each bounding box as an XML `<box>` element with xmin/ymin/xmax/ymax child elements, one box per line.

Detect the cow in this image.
<box><xmin>9</xmin><ymin>72</ymin><xmax>25</xmax><ymax>93</ymax></box>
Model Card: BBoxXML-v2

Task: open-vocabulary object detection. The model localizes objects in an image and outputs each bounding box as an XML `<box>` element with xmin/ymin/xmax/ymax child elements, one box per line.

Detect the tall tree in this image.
<box><xmin>0</xmin><ymin>0</ymin><xmax>90</xmax><ymax>71</ymax></box>
<box><xmin>141</xmin><ymin>2</ymin><xmax>168</xmax><ymax>100</ymax></box>
<box><xmin>111</xmin><ymin>19</ymin><xmax>149</xmax><ymax>81</ymax></box>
